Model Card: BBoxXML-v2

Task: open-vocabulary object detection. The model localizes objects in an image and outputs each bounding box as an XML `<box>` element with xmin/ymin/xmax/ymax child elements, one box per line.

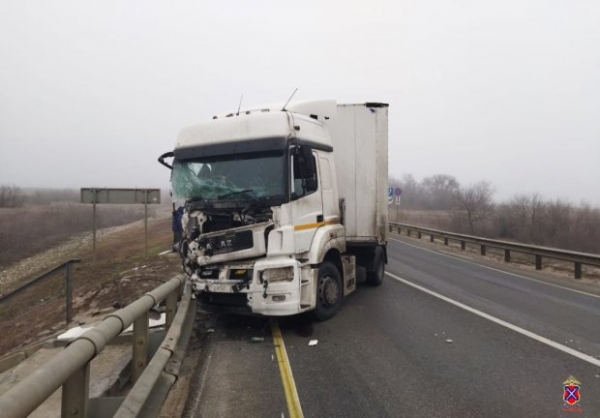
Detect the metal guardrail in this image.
<box><xmin>0</xmin><ymin>259</ymin><xmax>81</xmax><ymax>324</ymax></box>
<box><xmin>389</xmin><ymin>222</ymin><xmax>600</xmax><ymax>279</ymax></box>
<box><xmin>0</xmin><ymin>275</ymin><xmax>190</xmax><ymax>418</ymax></box>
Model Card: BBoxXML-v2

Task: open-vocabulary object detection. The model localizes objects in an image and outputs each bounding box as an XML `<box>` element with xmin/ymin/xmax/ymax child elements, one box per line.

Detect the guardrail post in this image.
<box><xmin>460</xmin><ymin>241</ymin><xmax>465</xmax><ymax>251</ymax></box>
<box><xmin>92</xmin><ymin>189</ymin><xmax>98</xmax><ymax>261</ymax></box>
<box><xmin>430</xmin><ymin>234</ymin><xmax>434</xmax><ymax>243</ymax></box>
<box><xmin>535</xmin><ymin>255</ymin><xmax>542</xmax><ymax>270</ymax></box>
<box><xmin>504</xmin><ymin>249</ymin><xmax>511</xmax><ymax>263</ymax></box>
<box><xmin>444</xmin><ymin>237</ymin><xmax>448</xmax><ymax>246</ymax></box>
<box><xmin>61</xmin><ymin>362</ymin><xmax>89</xmax><ymax>418</ymax></box>
<box><xmin>480</xmin><ymin>245</ymin><xmax>486</xmax><ymax>256</ymax></box>
<box><xmin>574</xmin><ymin>262</ymin><xmax>582</xmax><ymax>279</ymax></box>
<box><xmin>166</xmin><ymin>291</ymin><xmax>178</xmax><ymax>329</ymax></box>
<box><xmin>417</xmin><ymin>231</ymin><xmax>422</xmax><ymax>239</ymax></box>
<box><xmin>144</xmin><ymin>189</ymin><xmax>149</xmax><ymax>259</ymax></box>
<box><xmin>407</xmin><ymin>229</ymin><xmax>411</xmax><ymax>237</ymax></box>
<box><xmin>133</xmin><ymin>312</ymin><xmax>149</xmax><ymax>383</ymax></box>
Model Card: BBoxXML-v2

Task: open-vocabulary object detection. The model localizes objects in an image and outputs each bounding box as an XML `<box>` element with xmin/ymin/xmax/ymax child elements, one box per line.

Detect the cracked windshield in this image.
<box><xmin>171</xmin><ymin>150</ymin><xmax>286</xmax><ymax>203</ymax></box>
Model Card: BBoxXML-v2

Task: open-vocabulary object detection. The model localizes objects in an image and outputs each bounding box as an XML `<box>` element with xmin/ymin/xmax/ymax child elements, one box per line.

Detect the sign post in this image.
<box><xmin>81</xmin><ymin>188</ymin><xmax>161</xmax><ymax>259</ymax></box>
<box><xmin>92</xmin><ymin>189</ymin><xmax>97</xmax><ymax>258</ymax></box>
<box><xmin>144</xmin><ymin>189</ymin><xmax>148</xmax><ymax>258</ymax></box>
<box><xmin>394</xmin><ymin>187</ymin><xmax>402</xmax><ymax>221</ymax></box>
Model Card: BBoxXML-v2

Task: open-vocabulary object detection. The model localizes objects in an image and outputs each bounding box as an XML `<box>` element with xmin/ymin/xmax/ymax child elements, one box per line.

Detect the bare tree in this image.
<box><xmin>388</xmin><ymin>174</ymin><xmax>600</xmax><ymax>253</ymax></box>
<box><xmin>453</xmin><ymin>181</ymin><xmax>494</xmax><ymax>233</ymax></box>
<box><xmin>571</xmin><ymin>203</ymin><xmax>600</xmax><ymax>253</ymax></box>
<box><xmin>0</xmin><ymin>185</ymin><xmax>25</xmax><ymax>208</ymax></box>
<box><xmin>495</xmin><ymin>193</ymin><xmax>543</xmax><ymax>242</ymax></box>
<box><xmin>538</xmin><ymin>199</ymin><xmax>573</xmax><ymax>248</ymax></box>
<box><xmin>422</xmin><ymin>174</ymin><xmax>460</xmax><ymax>210</ymax></box>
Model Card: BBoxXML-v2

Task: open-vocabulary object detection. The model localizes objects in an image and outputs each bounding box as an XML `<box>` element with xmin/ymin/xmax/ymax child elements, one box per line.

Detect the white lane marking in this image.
<box><xmin>188</xmin><ymin>353</ymin><xmax>212</xmax><ymax>417</ymax></box>
<box><xmin>390</xmin><ymin>237</ymin><xmax>600</xmax><ymax>300</ymax></box>
<box><xmin>386</xmin><ymin>271</ymin><xmax>600</xmax><ymax>368</ymax></box>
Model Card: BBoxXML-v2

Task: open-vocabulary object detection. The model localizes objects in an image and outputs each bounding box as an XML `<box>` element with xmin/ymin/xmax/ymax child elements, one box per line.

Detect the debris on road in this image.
<box><xmin>57</xmin><ymin>326</ymin><xmax>94</xmax><ymax>341</ymax></box>
<box><xmin>250</xmin><ymin>337</ymin><xmax>265</xmax><ymax>343</ymax></box>
<box><xmin>122</xmin><ymin>313</ymin><xmax>166</xmax><ymax>333</ymax></box>
<box><xmin>308</xmin><ymin>339</ymin><xmax>318</xmax><ymax>346</ymax></box>
<box><xmin>131</xmin><ymin>265</ymin><xmax>147</xmax><ymax>271</ymax></box>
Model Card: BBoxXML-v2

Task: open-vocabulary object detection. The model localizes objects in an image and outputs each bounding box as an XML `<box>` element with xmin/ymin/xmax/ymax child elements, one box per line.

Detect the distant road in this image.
<box><xmin>184</xmin><ymin>235</ymin><xmax>600</xmax><ymax>418</ymax></box>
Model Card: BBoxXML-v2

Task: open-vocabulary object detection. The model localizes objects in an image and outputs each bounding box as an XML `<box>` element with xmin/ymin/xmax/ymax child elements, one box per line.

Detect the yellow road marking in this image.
<box><xmin>271</xmin><ymin>320</ymin><xmax>304</xmax><ymax>418</ymax></box>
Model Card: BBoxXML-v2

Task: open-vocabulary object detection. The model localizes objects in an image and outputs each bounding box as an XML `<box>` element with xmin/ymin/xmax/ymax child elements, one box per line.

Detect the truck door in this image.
<box><xmin>290</xmin><ymin>146</ymin><xmax>323</xmax><ymax>253</ymax></box>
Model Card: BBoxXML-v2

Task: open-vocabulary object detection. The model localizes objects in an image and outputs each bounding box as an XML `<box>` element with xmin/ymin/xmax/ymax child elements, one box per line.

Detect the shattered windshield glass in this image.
<box><xmin>171</xmin><ymin>150</ymin><xmax>287</xmax><ymax>205</ymax></box>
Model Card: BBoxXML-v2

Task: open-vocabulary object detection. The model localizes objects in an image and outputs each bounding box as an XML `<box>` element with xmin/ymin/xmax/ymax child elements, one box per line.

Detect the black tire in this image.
<box><xmin>313</xmin><ymin>261</ymin><xmax>342</xmax><ymax>321</ymax></box>
<box><xmin>367</xmin><ymin>246</ymin><xmax>385</xmax><ymax>286</ymax></box>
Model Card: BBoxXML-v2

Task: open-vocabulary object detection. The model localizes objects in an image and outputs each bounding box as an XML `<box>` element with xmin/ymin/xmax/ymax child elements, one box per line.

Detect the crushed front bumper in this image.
<box><xmin>191</xmin><ymin>257</ymin><xmax>315</xmax><ymax>316</ymax></box>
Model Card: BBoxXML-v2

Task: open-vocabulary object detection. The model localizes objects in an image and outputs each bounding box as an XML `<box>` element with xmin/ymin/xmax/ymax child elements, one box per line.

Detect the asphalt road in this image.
<box><xmin>183</xmin><ymin>234</ymin><xmax>600</xmax><ymax>418</ymax></box>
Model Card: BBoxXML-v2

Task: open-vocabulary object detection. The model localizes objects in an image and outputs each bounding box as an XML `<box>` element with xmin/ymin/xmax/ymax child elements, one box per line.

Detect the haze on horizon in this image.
<box><xmin>1</xmin><ymin>1</ymin><xmax>599</xmax><ymax>205</ymax></box>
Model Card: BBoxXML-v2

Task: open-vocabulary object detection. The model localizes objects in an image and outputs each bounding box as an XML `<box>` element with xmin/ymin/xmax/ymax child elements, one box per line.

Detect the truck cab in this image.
<box><xmin>159</xmin><ymin>100</ymin><xmax>388</xmax><ymax>320</ymax></box>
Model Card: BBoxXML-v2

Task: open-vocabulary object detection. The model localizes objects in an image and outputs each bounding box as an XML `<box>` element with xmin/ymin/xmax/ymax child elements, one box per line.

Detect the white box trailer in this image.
<box><xmin>159</xmin><ymin>100</ymin><xmax>389</xmax><ymax>320</ymax></box>
<box><xmin>326</xmin><ymin>103</ymin><xmax>389</xmax><ymax>244</ymax></box>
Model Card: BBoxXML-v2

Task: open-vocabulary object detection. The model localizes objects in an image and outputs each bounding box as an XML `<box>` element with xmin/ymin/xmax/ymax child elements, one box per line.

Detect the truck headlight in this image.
<box><xmin>261</xmin><ymin>267</ymin><xmax>294</xmax><ymax>283</ymax></box>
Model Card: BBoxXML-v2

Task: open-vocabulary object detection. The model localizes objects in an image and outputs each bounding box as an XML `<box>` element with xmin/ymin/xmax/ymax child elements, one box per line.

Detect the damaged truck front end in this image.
<box><xmin>162</xmin><ymin>128</ymin><xmax>316</xmax><ymax>315</ymax></box>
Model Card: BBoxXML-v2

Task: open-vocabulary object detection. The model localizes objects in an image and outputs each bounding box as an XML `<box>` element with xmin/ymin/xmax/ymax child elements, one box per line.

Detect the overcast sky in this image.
<box><xmin>1</xmin><ymin>0</ymin><xmax>599</xmax><ymax>205</ymax></box>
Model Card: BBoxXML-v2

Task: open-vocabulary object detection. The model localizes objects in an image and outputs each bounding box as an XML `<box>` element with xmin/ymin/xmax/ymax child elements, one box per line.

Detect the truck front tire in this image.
<box><xmin>313</xmin><ymin>261</ymin><xmax>342</xmax><ymax>321</ymax></box>
<box><xmin>366</xmin><ymin>246</ymin><xmax>385</xmax><ymax>286</ymax></box>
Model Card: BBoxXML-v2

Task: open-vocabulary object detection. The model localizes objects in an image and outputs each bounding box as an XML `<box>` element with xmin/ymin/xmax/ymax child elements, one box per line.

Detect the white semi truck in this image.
<box><xmin>159</xmin><ymin>100</ymin><xmax>388</xmax><ymax>320</ymax></box>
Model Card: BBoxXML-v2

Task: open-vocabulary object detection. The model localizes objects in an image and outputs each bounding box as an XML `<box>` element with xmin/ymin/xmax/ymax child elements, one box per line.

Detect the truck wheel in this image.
<box><xmin>313</xmin><ymin>262</ymin><xmax>342</xmax><ymax>321</ymax></box>
<box><xmin>367</xmin><ymin>246</ymin><xmax>385</xmax><ymax>286</ymax></box>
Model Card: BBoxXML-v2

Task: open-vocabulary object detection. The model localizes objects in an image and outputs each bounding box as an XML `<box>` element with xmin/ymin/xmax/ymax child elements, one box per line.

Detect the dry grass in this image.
<box><xmin>0</xmin><ymin>216</ymin><xmax>181</xmax><ymax>356</ymax></box>
<box><xmin>0</xmin><ymin>203</ymin><xmax>163</xmax><ymax>268</ymax></box>
<box><xmin>396</xmin><ymin>206</ymin><xmax>600</xmax><ymax>255</ymax></box>
<box><xmin>393</xmin><ymin>209</ymin><xmax>454</xmax><ymax>230</ymax></box>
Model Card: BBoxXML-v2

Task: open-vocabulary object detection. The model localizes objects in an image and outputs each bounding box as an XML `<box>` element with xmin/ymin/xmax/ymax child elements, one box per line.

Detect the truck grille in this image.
<box><xmin>207</xmin><ymin>230</ymin><xmax>254</xmax><ymax>255</ymax></box>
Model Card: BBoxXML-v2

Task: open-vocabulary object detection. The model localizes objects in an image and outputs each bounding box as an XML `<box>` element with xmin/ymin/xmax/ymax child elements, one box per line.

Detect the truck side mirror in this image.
<box><xmin>158</xmin><ymin>151</ymin><xmax>174</xmax><ymax>169</ymax></box>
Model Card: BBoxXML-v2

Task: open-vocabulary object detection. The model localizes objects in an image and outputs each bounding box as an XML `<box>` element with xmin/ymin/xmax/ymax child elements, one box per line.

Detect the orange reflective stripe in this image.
<box><xmin>293</xmin><ymin>219</ymin><xmax>338</xmax><ymax>231</ymax></box>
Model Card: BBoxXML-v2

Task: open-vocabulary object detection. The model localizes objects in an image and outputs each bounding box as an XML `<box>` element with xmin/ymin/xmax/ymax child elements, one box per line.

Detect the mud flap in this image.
<box><xmin>341</xmin><ymin>254</ymin><xmax>356</xmax><ymax>296</ymax></box>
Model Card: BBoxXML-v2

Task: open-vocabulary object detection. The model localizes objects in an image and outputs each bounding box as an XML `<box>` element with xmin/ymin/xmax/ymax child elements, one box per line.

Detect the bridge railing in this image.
<box><xmin>389</xmin><ymin>222</ymin><xmax>600</xmax><ymax>279</ymax></box>
<box><xmin>0</xmin><ymin>274</ymin><xmax>193</xmax><ymax>418</ymax></box>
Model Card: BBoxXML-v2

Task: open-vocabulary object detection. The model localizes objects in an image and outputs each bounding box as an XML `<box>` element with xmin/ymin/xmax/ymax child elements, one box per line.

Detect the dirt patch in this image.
<box><xmin>0</xmin><ymin>214</ymin><xmax>183</xmax><ymax>356</ymax></box>
<box><xmin>0</xmin><ymin>203</ymin><xmax>173</xmax><ymax>267</ymax></box>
